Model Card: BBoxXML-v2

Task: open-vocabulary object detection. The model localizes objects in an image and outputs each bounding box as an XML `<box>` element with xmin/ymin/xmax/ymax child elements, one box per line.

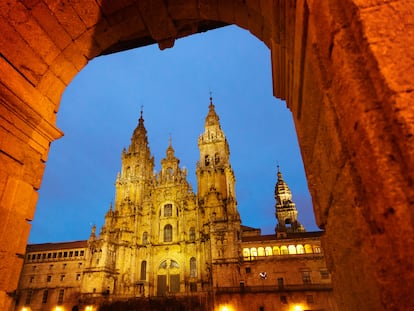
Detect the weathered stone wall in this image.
<box><xmin>1</xmin><ymin>1</ymin><xmax>413</xmax><ymax>310</ymax></box>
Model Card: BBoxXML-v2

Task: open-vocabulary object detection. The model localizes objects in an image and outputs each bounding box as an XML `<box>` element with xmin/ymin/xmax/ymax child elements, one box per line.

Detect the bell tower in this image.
<box><xmin>274</xmin><ymin>166</ymin><xmax>305</xmax><ymax>234</ymax></box>
<box><xmin>114</xmin><ymin>109</ymin><xmax>155</xmax><ymax>207</ymax></box>
<box><xmin>196</xmin><ymin>97</ymin><xmax>241</xmax><ymax>281</ymax></box>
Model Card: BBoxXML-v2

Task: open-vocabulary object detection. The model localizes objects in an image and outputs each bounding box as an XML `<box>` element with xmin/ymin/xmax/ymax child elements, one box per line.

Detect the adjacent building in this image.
<box><xmin>15</xmin><ymin>98</ymin><xmax>337</xmax><ymax>311</ymax></box>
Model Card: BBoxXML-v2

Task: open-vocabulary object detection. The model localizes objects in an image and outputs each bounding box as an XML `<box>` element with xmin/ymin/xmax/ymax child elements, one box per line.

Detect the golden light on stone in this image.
<box><xmin>218</xmin><ymin>304</ymin><xmax>235</xmax><ymax>311</ymax></box>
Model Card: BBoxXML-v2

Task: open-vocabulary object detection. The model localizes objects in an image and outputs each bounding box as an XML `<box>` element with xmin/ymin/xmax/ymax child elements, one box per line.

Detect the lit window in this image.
<box><xmin>243</xmin><ymin>248</ymin><xmax>250</xmax><ymax>259</ymax></box>
<box><xmin>273</xmin><ymin>246</ymin><xmax>280</xmax><ymax>255</ymax></box>
<box><xmin>164</xmin><ymin>224</ymin><xmax>172</xmax><ymax>242</ymax></box>
<box><xmin>297</xmin><ymin>244</ymin><xmax>305</xmax><ymax>254</ymax></box>
<box><xmin>250</xmin><ymin>248</ymin><xmax>258</xmax><ymax>257</ymax></box>
<box><xmin>265</xmin><ymin>247</ymin><xmax>273</xmax><ymax>256</ymax></box>
<box><xmin>258</xmin><ymin>247</ymin><xmax>265</xmax><ymax>256</ymax></box>
<box><xmin>281</xmin><ymin>246</ymin><xmax>288</xmax><ymax>255</ymax></box>
<box><xmin>190</xmin><ymin>257</ymin><xmax>197</xmax><ymax>277</ymax></box>
<box><xmin>288</xmin><ymin>245</ymin><xmax>297</xmax><ymax>254</ymax></box>
<box><xmin>164</xmin><ymin>204</ymin><xmax>172</xmax><ymax>217</ymax></box>
<box><xmin>314</xmin><ymin>247</ymin><xmax>321</xmax><ymax>253</ymax></box>
<box><xmin>304</xmin><ymin>244</ymin><xmax>313</xmax><ymax>254</ymax></box>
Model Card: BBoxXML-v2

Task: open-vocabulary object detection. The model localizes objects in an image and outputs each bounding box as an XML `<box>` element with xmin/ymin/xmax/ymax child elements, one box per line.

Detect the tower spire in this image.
<box><xmin>274</xmin><ymin>166</ymin><xmax>305</xmax><ymax>234</ymax></box>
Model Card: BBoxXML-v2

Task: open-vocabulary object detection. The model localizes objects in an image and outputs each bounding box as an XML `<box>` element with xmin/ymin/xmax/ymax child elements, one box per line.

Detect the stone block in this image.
<box><xmin>7</xmin><ymin>0</ymin><xmax>61</xmax><ymax>65</ymax></box>
<box><xmin>30</xmin><ymin>1</ymin><xmax>72</xmax><ymax>50</ymax></box>
<box><xmin>43</xmin><ymin>0</ymin><xmax>87</xmax><ymax>40</ymax></box>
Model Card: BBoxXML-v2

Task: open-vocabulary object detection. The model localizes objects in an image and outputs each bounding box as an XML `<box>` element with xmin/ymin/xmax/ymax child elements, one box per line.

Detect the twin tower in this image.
<box><xmin>82</xmin><ymin>97</ymin><xmax>304</xmax><ymax>298</ymax></box>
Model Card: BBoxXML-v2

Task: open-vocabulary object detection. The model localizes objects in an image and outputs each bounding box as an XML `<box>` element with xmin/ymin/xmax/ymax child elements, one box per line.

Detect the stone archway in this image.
<box><xmin>1</xmin><ymin>1</ymin><xmax>413</xmax><ymax>310</ymax></box>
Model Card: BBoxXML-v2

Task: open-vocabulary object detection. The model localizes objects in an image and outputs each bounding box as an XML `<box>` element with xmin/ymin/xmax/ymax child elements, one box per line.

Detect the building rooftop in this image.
<box><xmin>26</xmin><ymin>240</ymin><xmax>88</xmax><ymax>252</ymax></box>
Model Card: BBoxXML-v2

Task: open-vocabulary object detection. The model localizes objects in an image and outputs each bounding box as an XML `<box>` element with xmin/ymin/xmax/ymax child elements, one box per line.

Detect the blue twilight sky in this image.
<box><xmin>29</xmin><ymin>25</ymin><xmax>319</xmax><ymax>244</ymax></box>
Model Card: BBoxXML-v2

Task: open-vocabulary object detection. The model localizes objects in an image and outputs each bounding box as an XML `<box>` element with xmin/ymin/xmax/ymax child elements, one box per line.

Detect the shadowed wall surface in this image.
<box><xmin>0</xmin><ymin>1</ymin><xmax>413</xmax><ymax>310</ymax></box>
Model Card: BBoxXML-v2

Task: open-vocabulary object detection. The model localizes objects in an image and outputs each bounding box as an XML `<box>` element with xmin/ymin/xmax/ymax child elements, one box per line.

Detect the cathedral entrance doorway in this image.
<box><xmin>157</xmin><ymin>259</ymin><xmax>181</xmax><ymax>296</ymax></box>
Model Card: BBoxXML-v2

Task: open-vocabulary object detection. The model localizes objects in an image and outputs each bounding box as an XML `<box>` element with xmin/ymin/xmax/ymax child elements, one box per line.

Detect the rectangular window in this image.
<box><xmin>57</xmin><ymin>289</ymin><xmax>64</xmax><ymax>304</ymax></box>
<box><xmin>31</xmin><ymin>254</ymin><xmax>36</xmax><ymax>260</ymax></box>
<box><xmin>49</xmin><ymin>264</ymin><xmax>53</xmax><ymax>270</ymax></box>
<box><xmin>46</xmin><ymin>275</ymin><xmax>52</xmax><ymax>282</ymax></box>
<box><xmin>37</xmin><ymin>254</ymin><xmax>41</xmax><ymax>259</ymax></box>
<box><xmin>76</xmin><ymin>273</ymin><xmax>81</xmax><ymax>281</ymax></box>
<box><xmin>245</xmin><ymin>267</ymin><xmax>251</xmax><ymax>273</ymax></box>
<box><xmin>63</xmin><ymin>252</ymin><xmax>68</xmax><ymax>257</ymax></box>
<box><xmin>280</xmin><ymin>295</ymin><xmax>287</xmax><ymax>304</ymax></box>
<box><xmin>69</xmin><ymin>251</ymin><xmax>73</xmax><ymax>257</ymax></box>
<box><xmin>25</xmin><ymin>290</ymin><xmax>33</xmax><ymax>305</ymax></box>
<box><xmin>62</xmin><ymin>263</ymin><xmax>67</xmax><ymax>269</ymax></box>
<box><xmin>29</xmin><ymin>276</ymin><xmax>34</xmax><ymax>283</ymax></box>
<box><xmin>78</xmin><ymin>262</ymin><xmax>82</xmax><ymax>268</ymax></box>
<box><xmin>80</xmin><ymin>250</ymin><xmax>84</xmax><ymax>256</ymax></box>
<box><xmin>60</xmin><ymin>274</ymin><xmax>65</xmax><ymax>281</ymax></box>
<box><xmin>75</xmin><ymin>250</ymin><xmax>79</xmax><ymax>256</ymax></box>
<box><xmin>277</xmin><ymin>277</ymin><xmax>284</xmax><ymax>289</ymax></box>
<box><xmin>47</xmin><ymin>253</ymin><xmax>51</xmax><ymax>259</ymax></box>
<box><xmin>42</xmin><ymin>253</ymin><xmax>46</xmax><ymax>259</ymax></box>
<box><xmin>58</xmin><ymin>252</ymin><xmax>62</xmax><ymax>258</ymax></box>
<box><xmin>302</xmin><ymin>271</ymin><xmax>311</xmax><ymax>284</ymax></box>
<box><xmin>32</xmin><ymin>265</ymin><xmax>37</xmax><ymax>271</ymax></box>
<box><xmin>320</xmin><ymin>269</ymin><xmax>330</xmax><ymax>279</ymax></box>
<box><xmin>53</xmin><ymin>252</ymin><xmax>57</xmax><ymax>258</ymax></box>
<box><xmin>42</xmin><ymin>290</ymin><xmax>48</xmax><ymax>303</ymax></box>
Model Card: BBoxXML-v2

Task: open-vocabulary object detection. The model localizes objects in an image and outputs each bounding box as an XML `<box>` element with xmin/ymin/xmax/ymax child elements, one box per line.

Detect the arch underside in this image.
<box><xmin>1</xmin><ymin>1</ymin><xmax>414</xmax><ymax>311</ymax></box>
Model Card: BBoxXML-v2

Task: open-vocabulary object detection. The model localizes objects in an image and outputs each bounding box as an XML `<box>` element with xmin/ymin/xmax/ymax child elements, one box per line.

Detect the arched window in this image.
<box><xmin>250</xmin><ymin>248</ymin><xmax>258</xmax><ymax>258</ymax></box>
<box><xmin>142</xmin><ymin>232</ymin><xmax>148</xmax><ymax>245</ymax></box>
<box><xmin>205</xmin><ymin>155</ymin><xmax>210</xmax><ymax>166</ymax></box>
<box><xmin>288</xmin><ymin>245</ymin><xmax>297</xmax><ymax>254</ymax></box>
<box><xmin>140</xmin><ymin>261</ymin><xmax>147</xmax><ymax>280</ymax></box>
<box><xmin>164</xmin><ymin>204</ymin><xmax>172</xmax><ymax>217</ymax></box>
<box><xmin>314</xmin><ymin>246</ymin><xmax>321</xmax><ymax>253</ymax></box>
<box><xmin>304</xmin><ymin>244</ymin><xmax>313</xmax><ymax>254</ymax></box>
<box><xmin>297</xmin><ymin>244</ymin><xmax>305</xmax><ymax>254</ymax></box>
<box><xmin>265</xmin><ymin>247</ymin><xmax>273</xmax><ymax>256</ymax></box>
<box><xmin>164</xmin><ymin>225</ymin><xmax>172</xmax><ymax>242</ymax></box>
<box><xmin>125</xmin><ymin>166</ymin><xmax>130</xmax><ymax>177</ymax></box>
<box><xmin>258</xmin><ymin>247</ymin><xmax>265</xmax><ymax>256</ymax></box>
<box><xmin>190</xmin><ymin>257</ymin><xmax>197</xmax><ymax>277</ymax></box>
<box><xmin>273</xmin><ymin>246</ymin><xmax>280</xmax><ymax>255</ymax></box>
<box><xmin>281</xmin><ymin>246</ymin><xmax>289</xmax><ymax>255</ymax></box>
<box><xmin>243</xmin><ymin>248</ymin><xmax>250</xmax><ymax>259</ymax></box>
<box><xmin>214</xmin><ymin>153</ymin><xmax>220</xmax><ymax>164</ymax></box>
<box><xmin>189</xmin><ymin>227</ymin><xmax>195</xmax><ymax>241</ymax></box>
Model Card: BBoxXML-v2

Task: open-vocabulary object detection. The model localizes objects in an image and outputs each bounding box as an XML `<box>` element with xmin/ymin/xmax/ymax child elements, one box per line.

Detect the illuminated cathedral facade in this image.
<box><xmin>15</xmin><ymin>99</ymin><xmax>336</xmax><ymax>311</ymax></box>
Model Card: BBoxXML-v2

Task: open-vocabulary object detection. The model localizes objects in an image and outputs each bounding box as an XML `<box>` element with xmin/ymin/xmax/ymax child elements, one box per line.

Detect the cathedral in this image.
<box><xmin>15</xmin><ymin>98</ymin><xmax>336</xmax><ymax>311</ymax></box>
